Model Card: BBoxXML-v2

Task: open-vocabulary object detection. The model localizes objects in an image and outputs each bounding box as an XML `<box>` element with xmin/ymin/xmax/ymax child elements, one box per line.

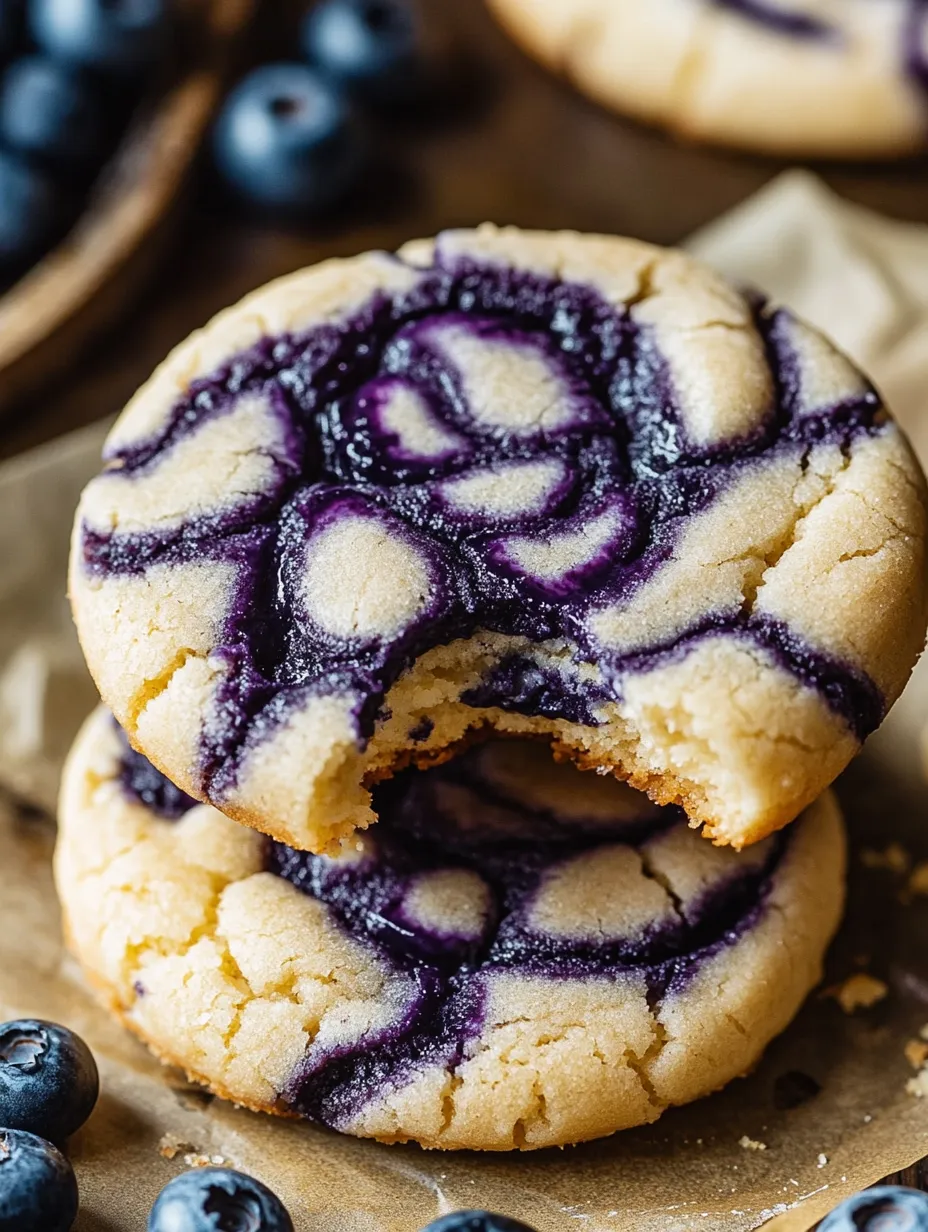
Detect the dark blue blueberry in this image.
<box><xmin>213</xmin><ymin>63</ymin><xmax>365</xmax><ymax>215</ymax></box>
<box><xmin>28</xmin><ymin>0</ymin><xmax>170</xmax><ymax>74</ymax></box>
<box><xmin>0</xmin><ymin>1019</ymin><xmax>99</xmax><ymax>1143</ymax></box>
<box><xmin>422</xmin><ymin>1214</ymin><xmax>538</xmax><ymax>1232</ymax></box>
<box><xmin>819</xmin><ymin>1186</ymin><xmax>928</xmax><ymax>1231</ymax></box>
<box><xmin>0</xmin><ymin>56</ymin><xmax>104</xmax><ymax>168</ymax></box>
<box><xmin>0</xmin><ymin>1129</ymin><xmax>78</xmax><ymax>1232</ymax></box>
<box><xmin>148</xmin><ymin>1168</ymin><xmax>293</xmax><ymax>1232</ymax></box>
<box><xmin>0</xmin><ymin>150</ymin><xmax>60</xmax><ymax>271</ymax></box>
<box><xmin>301</xmin><ymin>0</ymin><xmax>428</xmax><ymax>104</ymax></box>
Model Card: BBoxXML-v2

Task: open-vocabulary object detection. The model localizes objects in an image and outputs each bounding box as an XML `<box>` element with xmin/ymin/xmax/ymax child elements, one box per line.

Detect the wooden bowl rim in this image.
<box><xmin>0</xmin><ymin>0</ymin><xmax>253</xmax><ymax>392</ymax></box>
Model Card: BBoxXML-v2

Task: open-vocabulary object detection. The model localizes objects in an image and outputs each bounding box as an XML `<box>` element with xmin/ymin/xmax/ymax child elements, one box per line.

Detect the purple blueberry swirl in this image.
<box><xmin>119</xmin><ymin>729</ymin><xmax>785</xmax><ymax>1133</ymax></box>
<box><xmin>71</xmin><ymin>229</ymin><xmax>926</xmax><ymax>850</ymax></box>
<box><xmin>710</xmin><ymin>0</ymin><xmax>928</xmax><ymax>92</ymax></box>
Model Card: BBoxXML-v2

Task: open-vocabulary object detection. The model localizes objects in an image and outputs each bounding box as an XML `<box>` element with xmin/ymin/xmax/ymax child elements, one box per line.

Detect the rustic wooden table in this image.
<box><xmin>7</xmin><ymin>0</ymin><xmax>928</xmax><ymax>464</ymax></box>
<box><xmin>5</xmin><ymin>0</ymin><xmax>928</xmax><ymax>1219</ymax></box>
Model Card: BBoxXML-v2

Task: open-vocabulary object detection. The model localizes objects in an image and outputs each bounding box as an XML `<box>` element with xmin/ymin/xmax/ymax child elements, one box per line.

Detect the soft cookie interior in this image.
<box><xmin>70</xmin><ymin>226</ymin><xmax>928</xmax><ymax>852</ymax></box>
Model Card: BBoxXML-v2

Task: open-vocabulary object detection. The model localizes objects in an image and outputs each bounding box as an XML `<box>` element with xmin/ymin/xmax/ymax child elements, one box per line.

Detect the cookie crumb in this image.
<box><xmin>182</xmin><ymin>1152</ymin><xmax>229</xmax><ymax>1169</ymax></box>
<box><xmin>817</xmin><ymin>1154</ymin><xmax>828</xmax><ymax>1168</ymax></box>
<box><xmin>907</xmin><ymin>863</ymin><xmax>928</xmax><ymax>896</ymax></box>
<box><xmin>907</xmin><ymin>1069</ymin><xmax>928</xmax><ymax>1099</ymax></box>
<box><xmin>905</xmin><ymin>1040</ymin><xmax>928</xmax><ymax>1070</ymax></box>
<box><xmin>159</xmin><ymin>1134</ymin><xmax>195</xmax><ymax>1161</ymax></box>
<box><xmin>826</xmin><ymin>974</ymin><xmax>888</xmax><ymax>1013</ymax></box>
<box><xmin>860</xmin><ymin>843</ymin><xmax>910</xmax><ymax>873</ymax></box>
<box><xmin>739</xmin><ymin>1136</ymin><xmax>767</xmax><ymax>1151</ymax></box>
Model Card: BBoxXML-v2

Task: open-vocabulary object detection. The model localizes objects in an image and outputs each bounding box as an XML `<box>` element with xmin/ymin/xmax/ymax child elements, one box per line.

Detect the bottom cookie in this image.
<box><xmin>56</xmin><ymin>708</ymin><xmax>846</xmax><ymax>1151</ymax></box>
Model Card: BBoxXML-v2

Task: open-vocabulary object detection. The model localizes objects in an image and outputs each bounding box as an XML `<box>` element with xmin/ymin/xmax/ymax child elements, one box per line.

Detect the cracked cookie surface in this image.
<box><xmin>69</xmin><ymin>226</ymin><xmax>928</xmax><ymax>852</ymax></box>
<box><xmin>56</xmin><ymin>708</ymin><xmax>846</xmax><ymax>1151</ymax></box>
<box><xmin>487</xmin><ymin>0</ymin><xmax>928</xmax><ymax>158</ymax></box>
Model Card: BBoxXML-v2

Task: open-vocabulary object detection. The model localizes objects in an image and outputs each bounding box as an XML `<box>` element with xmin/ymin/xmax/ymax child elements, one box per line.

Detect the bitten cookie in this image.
<box><xmin>57</xmin><ymin>708</ymin><xmax>846</xmax><ymax>1152</ymax></box>
<box><xmin>69</xmin><ymin>226</ymin><xmax>928</xmax><ymax>851</ymax></box>
<box><xmin>487</xmin><ymin>0</ymin><xmax>928</xmax><ymax>159</ymax></box>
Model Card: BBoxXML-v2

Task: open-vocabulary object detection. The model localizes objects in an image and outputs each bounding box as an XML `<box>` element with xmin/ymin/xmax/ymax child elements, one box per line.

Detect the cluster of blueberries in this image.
<box><xmin>0</xmin><ymin>1016</ymin><xmax>533</xmax><ymax>1231</ymax></box>
<box><xmin>0</xmin><ymin>1014</ymin><xmax>302</xmax><ymax>1232</ymax></box>
<box><xmin>0</xmin><ymin>0</ymin><xmax>446</xmax><ymax>287</ymax></box>
<box><xmin>0</xmin><ymin>1015</ymin><xmax>925</xmax><ymax>1229</ymax></box>
<box><xmin>0</xmin><ymin>0</ymin><xmax>171</xmax><ymax>278</ymax></box>
<box><xmin>213</xmin><ymin>0</ymin><xmax>443</xmax><ymax>214</ymax></box>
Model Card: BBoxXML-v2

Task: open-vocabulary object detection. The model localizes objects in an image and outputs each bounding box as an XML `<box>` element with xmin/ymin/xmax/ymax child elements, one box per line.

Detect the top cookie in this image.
<box><xmin>487</xmin><ymin>0</ymin><xmax>928</xmax><ymax>159</ymax></box>
<box><xmin>69</xmin><ymin>225</ymin><xmax>928</xmax><ymax>852</ymax></box>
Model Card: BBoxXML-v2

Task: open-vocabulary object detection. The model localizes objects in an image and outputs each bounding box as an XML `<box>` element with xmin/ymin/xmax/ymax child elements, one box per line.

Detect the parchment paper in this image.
<box><xmin>4</xmin><ymin>175</ymin><xmax>928</xmax><ymax>1231</ymax></box>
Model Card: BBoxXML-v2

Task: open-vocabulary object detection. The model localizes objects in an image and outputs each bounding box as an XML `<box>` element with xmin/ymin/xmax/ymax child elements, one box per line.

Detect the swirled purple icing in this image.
<box><xmin>118</xmin><ymin>731</ymin><xmax>787</xmax><ymax>1131</ymax></box>
<box><xmin>81</xmin><ymin>252</ymin><xmax>886</xmax><ymax>803</ymax></box>
<box><xmin>118</xmin><ymin>736</ymin><xmax>197</xmax><ymax>820</ymax></box>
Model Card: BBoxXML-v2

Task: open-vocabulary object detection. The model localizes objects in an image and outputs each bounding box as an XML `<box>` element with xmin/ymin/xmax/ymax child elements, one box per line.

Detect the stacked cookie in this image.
<box><xmin>59</xmin><ymin>226</ymin><xmax>928</xmax><ymax>1149</ymax></box>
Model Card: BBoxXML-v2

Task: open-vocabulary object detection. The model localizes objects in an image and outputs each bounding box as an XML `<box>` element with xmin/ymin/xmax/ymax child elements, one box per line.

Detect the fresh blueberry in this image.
<box><xmin>0</xmin><ymin>57</ymin><xmax>104</xmax><ymax>169</ymax></box>
<box><xmin>28</xmin><ymin>0</ymin><xmax>170</xmax><ymax>74</ymax></box>
<box><xmin>301</xmin><ymin>0</ymin><xmax>429</xmax><ymax>104</ymax></box>
<box><xmin>0</xmin><ymin>1129</ymin><xmax>78</xmax><ymax>1232</ymax></box>
<box><xmin>213</xmin><ymin>63</ymin><xmax>365</xmax><ymax>215</ymax></box>
<box><xmin>0</xmin><ymin>1019</ymin><xmax>99</xmax><ymax>1143</ymax></box>
<box><xmin>819</xmin><ymin>1186</ymin><xmax>928</xmax><ymax>1230</ymax></box>
<box><xmin>148</xmin><ymin>1168</ymin><xmax>294</xmax><ymax>1232</ymax></box>
<box><xmin>422</xmin><ymin>1214</ymin><xmax>538</xmax><ymax>1232</ymax></box>
<box><xmin>0</xmin><ymin>151</ymin><xmax>60</xmax><ymax>272</ymax></box>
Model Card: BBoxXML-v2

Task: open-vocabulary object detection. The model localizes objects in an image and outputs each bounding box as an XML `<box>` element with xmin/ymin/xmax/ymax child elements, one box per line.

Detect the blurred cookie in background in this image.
<box><xmin>487</xmin><ymin>0</ymin><xmax>928</xmax><ymax>159</ymax></box>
